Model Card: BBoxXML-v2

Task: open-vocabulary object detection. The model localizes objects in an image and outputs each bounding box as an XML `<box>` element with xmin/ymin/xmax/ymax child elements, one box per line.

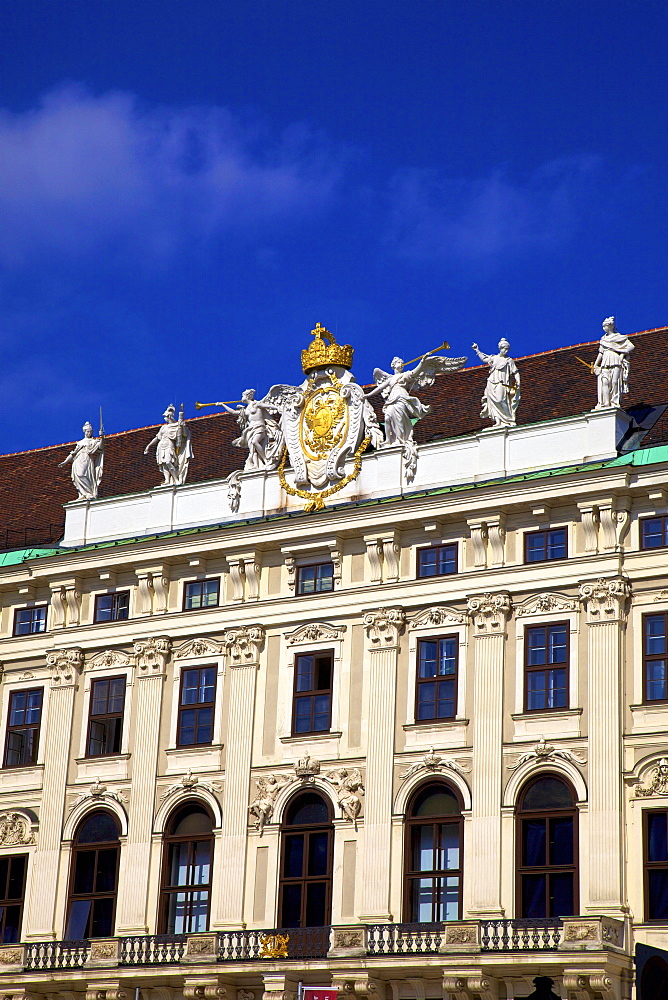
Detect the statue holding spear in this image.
<box><xmin>58</xmin><ymin>410</ymin><xmax>105</xmax><ymax>500</ymax></box>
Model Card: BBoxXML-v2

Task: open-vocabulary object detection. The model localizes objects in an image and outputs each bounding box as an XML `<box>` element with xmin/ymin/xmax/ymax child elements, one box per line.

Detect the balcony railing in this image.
<box><xmin>24</xmin><ymin>939</ymin><xmax>90</xmax><ymax>971</ymax></box>
<box><xmin>12</xmin><ymin>917</ymin><xmax>572</xmax><ymax>971</ymax></box>
<box><xmin>480</xmin><ymin>918</ymin><xmax>562</xmax><ymax>951</ymax></box>
<box><xmin>120</xmin><ymin>934</ymin><xmax>187</xmax><ymax>965</ymax></box>
<box><xmin>367</xmin><ymin>922</ymin><xmax>442</xmax><ymax>955</ymax></box>
<box><xmin>218</xmin><ymin>926</ymin><xmax>330</xmax><ymax>961</ymax></box>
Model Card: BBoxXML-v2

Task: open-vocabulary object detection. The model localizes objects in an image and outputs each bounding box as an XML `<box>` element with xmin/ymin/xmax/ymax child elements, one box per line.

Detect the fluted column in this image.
<box><xmin>24</xmin><ymin>648</ymin><xmax>83</xmax><ymax>939</ymax></box>
<box><xmin>359</xmin><ymin>608</ymin><xmax>405</xmax><ymax>921</ymax></box>
<box><xmin>467</xmin><ymin>593</ymin><xmax>512</xmax><ymax>917</ymax></box>
<box><xmin>580</xmin><ymin>577</ymin><xmax>630</xmax><ymax>915</ymax></box>
<box><xmin>211</xmin><ymin>625</ymin><xmax>265</xmax><ymax>928</ymax></box>
<box><xmin>115</xmin><ymin>636</ymin><xmax>171</xmax><ymax>934</ymax></box>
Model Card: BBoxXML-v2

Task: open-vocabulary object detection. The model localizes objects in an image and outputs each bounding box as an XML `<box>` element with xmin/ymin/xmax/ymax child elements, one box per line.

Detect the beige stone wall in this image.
<box><xmin>0</xmin><ymin>458</ymin><xmax>665</xmax><ymax>958</ymax></box>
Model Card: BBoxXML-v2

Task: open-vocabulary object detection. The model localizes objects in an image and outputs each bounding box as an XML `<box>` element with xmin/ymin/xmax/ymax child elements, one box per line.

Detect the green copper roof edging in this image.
<box><xmin>4</xmin><ymin>444</ymin><xmax>667</xmax><ymax>566</ymax></box>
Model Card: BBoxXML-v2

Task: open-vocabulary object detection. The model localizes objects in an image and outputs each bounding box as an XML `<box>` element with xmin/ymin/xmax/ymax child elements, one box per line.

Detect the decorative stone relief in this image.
<box><xmin>332</xmin><ymin>930</ymin><xmax>364</xmax><ymax>949</ymax></box>
<box><xmin>507</xmin><ymin>738</ymin><xmax>587</xmax><ymax>771</ymax></box>
<box><xmin>654</xmin><ymin>590</ymin><xmax>668</xmax><ymax>603</ymax></box>
<box><xmin>444</xmin><ymin>925</ymin><xmax>478</xmax><ymax>946</ymax></box>
<box><xmin>400</xmin><ymin>749</ymin><xmax>471</xmax><ymax>780</ymax></box>
<box><xmin>0</xmin><ymin>946</ymin><xmax>24</xmax><ymax>965</ymax></box>
<box><xmin>364</xmin><ymin>538</ymin><xmax>383</xmax><ymax>584</ymax></box>
<box><xmin>0</xmin><ymin>812</ymin><xmax>36</xmax><ymax>847</ymax></box>
<box><xmin>467</xmin><ymin>593</ymin><xmax>512</xmax><ymax>633</ymax></box>
<box><xmin>86</xmin><ymin>988</ymin><xmax>128</xmax><ymax>1000</ymax></box>
<box><xmin>175</xmin><ymin>637</ymin><xmax>224</xmax><ymax>659</ymax></box>
<box><xmin>442</xmin><ymin>975</ymin><xmax>494</xmax><ymax>1000</ymax></box>
<box><xmin>363</xmin><ymin>608</ymin><xmax>405</xmax><ymax>646</ymax></box>
<box><xmin>49</xmin><ymin>584</ymin><xmax>67</xmax><ymax>629</ymax></box>
<box><xmin>467</xmin><ymin>520</ymin><xmax>488</xmax><ymax>568</ymax></box>
<box><xmin>161</xmin><ymin>769</ymin><xmax>223</xmax><ymax>801</ymax></box>
<box><xmin>293</xmin><ymin>755</ymin><xmax>320</xmax><ymax>781</ymax></box>
<box><xmin>381</xmin><ymin>533</ymin><xmax>400</xmax><ymax>583</ymax></box>
<box><xmin>47</xmin><ymin>647</ymin><xmax>84</xmax><ymax>685</ymax></box>
<box><xmin>635</xmin><ymin>758</ymin><xmax>668</xmax><ymax>797</ymax></box>
<box><xmin>225</xmin><ymin>470</ymin><xmax>242</xmax><ymax>513</ymax></box>
<box><xmin>224</xmin><ymin>625</ymin><xmax>265</xmax><ymax>665</ymax></box>
<box><xmin>563</xmin><ymin>972</ymin><xmax>614</xmax><ymax>1000</ymax></box>
<box><xmin>238</xmin><ymin>992</ymin><xmax>255</xmax><ymax>1000</ymax></box>
<box><xmin>598</xmin><ymin>497</ymin><xmax>632</xmax><ymax>551</ymax></box>
<box><xmin>577</xmin><ymin>502</ymin><xmax>600</xmax><ymax>553</ymax></box>
<box><xmin>70</xmin><ymin>778</ymin><xmax>128</xmax><ymax>810</ymax></box>
<box><xmin>516</xmin><ymin>593</ymin><xmax>579</xmax><ymax>617</ymax></box>
<box><xmin>248</xmin><ymin>775</ymin><xmax>292</xmax><ymax>834</ymax></box>
<box><xmin>410</xmin><ymin>606</ymin><xmax>467</xmax><ymax>628</ymax></box>
<box><xmin>134</xmin><ymin>636</ymin><xmax>171</xmax><ymax>673</ymax></box>
<box><xmin>87</xmin><ymin>649</ymin><xmax>133</xmax><ymax>670</ymax></box>
<box><xmin>579</xmin><ymin>577</ymin><xmax>631</xmax><ymax>623</ymax></box>
<box><xmin>326</xmin><ymin>767</ymin><xmax>365</xmax><ymax>829</ymax></box>
<box><xmin>284</xmin><ymin>622</ymin><xmax>346</xmax><ymax>645</ymax></box>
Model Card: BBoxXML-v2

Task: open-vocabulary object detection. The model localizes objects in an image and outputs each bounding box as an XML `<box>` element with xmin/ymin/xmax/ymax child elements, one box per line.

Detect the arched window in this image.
<box><xmin>516</xmin><ymin>774</ymin><xmax>577</xmax><ymax>918</ymax></box>
<box><xmin>160</xmin><ymin>803</ymin><xmax>213</xmax><ymax>934</ymax></box>
<box><xmin>279</xmin><ymin>792</ymin><xmax>333</xmax><ymax>928</ymax></box>
<box><xmin>66</xmin><ymin>810</ymin><xmax>120</xmax><ymax>939</ymax></box>
<box><xmin>404</xmin><ymin>781</ymin><xmax>463</xmax><ymax>922</ymax></box>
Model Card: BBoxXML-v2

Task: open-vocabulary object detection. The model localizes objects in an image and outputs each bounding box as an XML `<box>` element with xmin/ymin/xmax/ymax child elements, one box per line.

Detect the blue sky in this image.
<box><xmin>0</xmin><ymin>0</ymin><xmax>666</xmax><ymax>452</ymax></box>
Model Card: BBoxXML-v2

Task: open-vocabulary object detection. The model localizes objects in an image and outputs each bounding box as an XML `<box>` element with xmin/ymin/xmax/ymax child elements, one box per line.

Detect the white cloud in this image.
<box><xmin>0</xmin><ymin>86</ymin><xmax>345</xmax><ymax>265</ymax></box>
<box><xmin>385</xmin><ymin>155</ymin><xmax>603</xmax><ymax>261</ymax></box>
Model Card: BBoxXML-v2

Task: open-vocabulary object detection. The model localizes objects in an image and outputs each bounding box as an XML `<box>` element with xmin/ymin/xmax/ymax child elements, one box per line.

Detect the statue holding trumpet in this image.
<box><xmin>365</xmin><ymin>341</ymin><xmax>467</xmax><ymax>479</ymax></box>
<box><xmin>196</xmin><ymin>389</ymin><xmax>283</xmax><ymax>472</ymax></box>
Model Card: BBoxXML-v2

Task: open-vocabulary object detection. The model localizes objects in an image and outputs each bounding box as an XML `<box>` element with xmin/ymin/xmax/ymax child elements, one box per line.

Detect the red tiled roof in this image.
<box><xmin>1</xmin><ymin>327</ymin><xmax>666</xmax><ymax>550</ymax></box>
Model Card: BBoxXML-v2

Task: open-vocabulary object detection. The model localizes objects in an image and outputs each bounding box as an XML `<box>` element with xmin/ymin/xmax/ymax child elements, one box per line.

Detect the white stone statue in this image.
<box><xmin>144</xmin><ymin>404</ymin><xmax>193</xmax><ymax>486</ymax></box>
<box><xmin>248</xmin><ymin>774</ymin><xmax>291</xmax><ymax>835</ymax></box>
<box><xmin>58</xmin><ymin>421</ymin><xmax>104</xmax><ymax>500</ymax></box>
<box><xmin>217</xmin><ymin>389</ymin><xmax>283</xmax><ymax>472</ymax></box>
<box><xmin>366</xmin><ymin>350</ymin><xmax>467</xmax><ymax>480</ymax></box>
<box><xmin>593</xmin><ymin>316</ymin><xmax>634</xmax><ymax>409</ymax></box>
<box><xmin>326</xmin><ymin>767</ymin><xmax>365</xmax><ymax>830</ymax></box>
<box><xmin>471</xmin><ymin>338</ymin><xmax>521</xmax><ymax>428</ymax></box>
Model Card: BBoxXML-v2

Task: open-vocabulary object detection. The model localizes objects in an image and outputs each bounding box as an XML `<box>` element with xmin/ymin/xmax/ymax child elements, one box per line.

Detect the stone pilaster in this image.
<box><xmin>115</xmin><ymin>636</ymin><xmax>171</xmax><ymax>934</ymax></box>
<box><xmin>24</xmin><ymin>648</ymin><xmax>83</xmax><ymax>939</ymax></box>
<box><xmin>579</xmin><ymin>577</ymin><xmax>630</xmax><ymax>915</ymax></box>
<box><xmin>467</xmin><ymin>593</ymin><xmax>512</xmax><ymax>917</ymax></box>
<box><xmin>359</xmin><ymin>608</ymin><xmax>405</xmax><ymax>921</ymax></box>
<box><xmin>211</xmin><ymin>626</ymin><xmax>265</xmax><ymax>928</ymax></box>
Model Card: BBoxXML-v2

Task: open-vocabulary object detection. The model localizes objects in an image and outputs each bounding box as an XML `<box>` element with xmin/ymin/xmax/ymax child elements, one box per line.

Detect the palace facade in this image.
<box><xmin>0</xmin><ymin>325</ymin><xmax>667</xmax><ymax>1000</ymax></box>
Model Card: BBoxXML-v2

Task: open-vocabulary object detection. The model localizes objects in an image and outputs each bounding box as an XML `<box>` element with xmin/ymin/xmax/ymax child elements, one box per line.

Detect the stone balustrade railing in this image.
<box><xmin>0</xmin><ymin>915</ymin><xmax>626</xmax><ymax>973</ymax></box>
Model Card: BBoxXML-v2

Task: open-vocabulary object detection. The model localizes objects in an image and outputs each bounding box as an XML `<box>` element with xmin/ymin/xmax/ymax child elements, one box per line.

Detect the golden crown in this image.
<box><xmin>301</xmin><ymin>323</ymin><xmax>354</xmax><ymax>373</ymax></box>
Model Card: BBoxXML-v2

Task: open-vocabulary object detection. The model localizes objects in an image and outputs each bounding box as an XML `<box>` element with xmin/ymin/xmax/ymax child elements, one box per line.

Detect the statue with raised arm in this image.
<box><xmin>216</xmin><ymin>389</ymin><xmax>283</xmax><ymax>471</ymax></box>
<box><xmin>471</xmin><ymin>338</ymin><xmax>521</xmax><ymax>428</ymax></box>
<box><xmin>144</xmin><ymin>404</ymin><xmax>193</xmax><ymax>486</ymax></box>
<box><xmin>58</xmin><ymin>420</ymin><xmax>104</xmax><ymax>500</ymax></box>
<box><xmin>593</xmin><ymin>316</ymin><xmax>634</xmax><ymax>409</ymax></box>
<box><xmin>365</xmin><ymin>348</ymin><xmax>467</xmax><ymax>480</ymax></box>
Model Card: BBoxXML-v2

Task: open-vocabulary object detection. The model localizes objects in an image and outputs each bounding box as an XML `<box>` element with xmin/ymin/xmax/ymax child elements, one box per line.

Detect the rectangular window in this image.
<box><xmin>417</xmin><ymin>544</ymin><xmax>457</xmax><ymax>578</ymax></box>
<box><xmin>94</xmin><ymin>591</ymin><xmax>130</xmax><ymax>623</ymax></box>
<box><xmin>3</xmin><ymin>688</ymin><xmax>43</xmax><ymax>768</ymax></box>
<box><xmin>644</xmin><ymin>810</ymin><xmax>668</xmax><ymax>920</ymax></box>
<box><xmin>292</xmin><ymin>652</ymin><xmax>333</xmax><ymax>735</ymax></box>
<box><xmin>0</xmin><ymin>854</ymin><xmax>27</xmax><ymax>942</ymax></box>
<box><xmin>296</xmin><ymin>563</ymin><xmax>334</xmax><ymax>596</ymax></box>
<box><xmin>524</xmin><ymin>528</ymin><xmax>568</xmax><ymax>564</ymax></box>
<box><xmin>525</xmin><ymin>623</ymin><xmax>568</xmax><ymax>712</ymax></box>
<box><xmin>86</xmin><ymin>677</ymin><xmax>126</xmax><ymax>757</ymax></box>
<box><xmin>641</xmin><ymin>515</ymin><xmax>668</xmax><ymax>550</ymax></box>
<box><xmin>416</xmin><ymin>636</ymin><xmax>458</xmax><ymax>721</ymax></box>
<box><xmin>177</xmin><ymin>666</ymin><xmax>217</xmax><ymax>747</ymax></box>
<box><xmin>184</xmin><ymin>578</ymin><xmax>220</xmax><ymax>610</ymax></box>
<box><xmin>644</xmin><ymin>613</ymin><xmax>668</xmax><ymax>703</ymax></box>
<box><xmin>13</xmin><ymin>605</ymin><xmax>47</xmax><ymax>636</ymax></box>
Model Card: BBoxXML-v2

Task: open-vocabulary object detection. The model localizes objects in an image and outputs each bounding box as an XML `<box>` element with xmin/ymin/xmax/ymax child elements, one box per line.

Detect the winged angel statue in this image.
<box><xmin>365</xmin><ymin>350</ymin><xmax>467</xmax><ymax>480</ymax></box>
